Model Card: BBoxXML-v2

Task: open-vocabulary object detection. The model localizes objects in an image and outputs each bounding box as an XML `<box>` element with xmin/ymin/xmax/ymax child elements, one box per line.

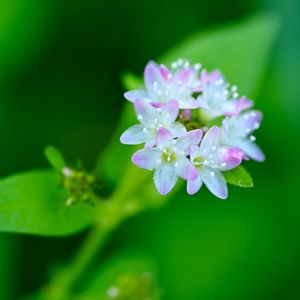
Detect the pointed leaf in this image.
<box><xmin>223</xmin><ymin>166</ymin><xmax>254</xmax><ymax>188</ymax></box>
<box><xmin>0</xmin><ymin>170</ymin><xmax>96</xmax><ymax>236</ymax></box>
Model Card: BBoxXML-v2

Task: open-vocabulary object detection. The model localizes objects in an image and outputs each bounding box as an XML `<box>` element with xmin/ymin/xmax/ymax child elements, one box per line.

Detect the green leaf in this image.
<box><xmin>45</xmin><ymin>146</ymin><xmax>66</xmax><ymax>171</ymax></box>
<box><xmin>223</xmin><ymin>166</ymin><xmax>254</xmax><ymax>188</ymax></box>
<box><xmin>122</xmin><ymin>72</ymin><xmax>143</xmax><ymax>90</ymax></box>
<box><xmin>98</xmin><ymin>13</ymin><xmax>279</xmax><ymax>185</ymax></box>
<box><xmin>0</xmin><ymin>170</ymin><xmax>96</xmax><ymax>236</ymax></box>
<box><xmin>161</xmin><ymin>13</ymin><xmax>280</xmax><ymax>97</ymax></box>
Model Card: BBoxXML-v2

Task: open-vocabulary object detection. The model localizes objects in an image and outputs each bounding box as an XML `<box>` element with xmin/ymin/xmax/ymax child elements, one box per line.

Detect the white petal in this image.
<box><xmin>237</xmin><ymin>139</ymin><xmax>265</xmax><ymax>162</ymax></box>
<box><xmin>176</xmin><ymin>129</ymin><xmax>203</xmax><ymax>152</ymax></box>
<box><xmin>161</xmin><ymin>100</ymin><xmax>179</xmax><ymax>123</ymax></box>
<box><xmin>154</xmin><ymin>166</ymin><xmax>178</xmax><ymax>195</ymax></box>
<box><xmin>168</xmin><ymin>122</ymin><xmax>187</xmax><ymax>138</ymax></box>
<box><xmin>134</xmin><ymin>99</ymin><xmax>158</xmax><ymax>126</ymax></box>
<box><xmin>199</xmin><ymin>126</ymin><xmax>220</xmax><ymax>155</ymax></box>
<box><xmin>156</xmin><ymin>128</ymin><xmax>173</xmax><ymax>148</ymax></box>
<box><xmin>187</xmin><ymin>176</ymin><xmax>203</xmax><ymax>195</ymax></box>
<box><xmin>200</xmin><ymin>168</ymin><xmax>228</xmax><ymax>199</ymax></box>
<box><xmin>120</xmin><ymin>125</ymin><xmax>148</xmax><ymax>145</ymax></box>
<box><xmin>132</xmin><ymin>148</ymin><xmax>161</xmax><ymax>170</ymax></box>
<box><xmin>124</xmin><ymin>90</ymin><xmax>148</xmax><ymax>102</ymax></box>
<box><xmin>144</xmin><ymin>61</ymin><xmax>166</xmax><ymax>99</ymax></box>
<box><xmin>176</xmin><ymin>157</ymin><xmax>198</xmax><ymax>180</ymax></box>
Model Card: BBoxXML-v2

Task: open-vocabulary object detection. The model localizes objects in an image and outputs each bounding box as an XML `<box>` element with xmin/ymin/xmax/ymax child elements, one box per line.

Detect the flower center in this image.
<box><xmin>192</xmin><ymin>156</ymin><xmax>205</xmax><ymax>167</ymax></box>
<box><xmin>162</xmin><ymin>148</ymin><xmax>177</xmax><ymax>163</ymax></box>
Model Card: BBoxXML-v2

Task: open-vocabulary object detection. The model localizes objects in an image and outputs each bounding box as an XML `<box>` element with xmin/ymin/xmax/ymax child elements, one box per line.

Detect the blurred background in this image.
<box><xmin>0</xmin><ymin>0</ymin><xmax>299</xmax><ymax>299</ymax></box>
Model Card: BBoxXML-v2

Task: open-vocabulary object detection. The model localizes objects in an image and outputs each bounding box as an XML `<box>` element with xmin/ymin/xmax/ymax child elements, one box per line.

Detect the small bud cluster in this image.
<box><xmin>106</xmin><ymin>271</ymin><xmax>160</xmax><ymax>300</ymax></box>
<box><xmin>61</xmin><ymin>166</ymin><xmax>96</xmax><ymax>206</ymax></box>
<box><xmin>120</xmin><ymin>60</ymin><xmax>265</xmax><ymax>199</ymax></box>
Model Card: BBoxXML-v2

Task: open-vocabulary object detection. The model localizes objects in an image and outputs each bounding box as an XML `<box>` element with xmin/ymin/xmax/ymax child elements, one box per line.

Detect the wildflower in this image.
<box><xmin>221</xmin><ymin>110</ymin><xmax>265</xmax><ymax>162</ymax></box>
<box><xmin>132</xmin><ymin>128</ymin><xmax>202</xmax><ymax>195</ymax></box>
<box><xmin>197</xmin><ymin>70</ymin><xmax>253</xmax><ymax>118</ymax></box>
<box><xmin>120</xmin><ymin>99</ymin><xmax>186</xmax><ymax>147</ymax></box>
<box><xmin>187</xmin><ymin>126</ymin><xmax>244</xmax><ymax>199</ymax></box>
<box><xmin>124</xmin><ymin>60</ymin><xmax>201</xmax><ymax>109</ymax></box>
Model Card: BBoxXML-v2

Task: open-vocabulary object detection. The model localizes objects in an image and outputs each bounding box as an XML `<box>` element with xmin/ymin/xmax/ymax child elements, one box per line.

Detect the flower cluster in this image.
<box><xmin>120</xmin><ymin>60</ymin><xmax>264</xmax><ymax>199</ymax></box>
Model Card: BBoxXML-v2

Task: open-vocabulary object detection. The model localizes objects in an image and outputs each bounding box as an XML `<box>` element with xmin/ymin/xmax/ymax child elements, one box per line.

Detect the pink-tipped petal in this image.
<box><xmin>222</xmin><ymin>97</ymin><xmax>253</xmax><ymax>116</ymax></box>
<box><xmin>218</xmin><ymin>147</ymin><xmax>244</xmax><ymax>170</ymax></box>
<box><xmin>132</xmin><ymin>148</ymin><xmax>161</xmax><ymax>170</ymax></box>
<box><xmin>176</xmin><ymin>129</ymin><xmax>203</xmax><ymax>152</ymax></box>
<box><xmin>200</xmin><ymin>126</ymin><xmax>220</xmax><ymax>154</ymax></box>
<box><xmin>200</xmin><ymin>168</ymin><xmax>228</xmax><ymax>199</ymax></box>
<box><xmin>177</xmin><ymin>158</ymin><xmax>198</xmax><ymax>180</ymax></box>
<box><xmin>187</xmin><ymin>176</ymin><xmax>203</xmax><ymax>195</ymax></box>
<box><xmin>156</xmin><ymin>128</ymin><xmax>173</xmax><ymax>147</ymax></box>
<box><xmin>124</xmin><ymin>90</ymin><xmax>148</xmax><ymax>102</ymax></box>
<box><xmin>120</xmin><ymin>125</ymin><xmax>147</xmax><ymax>145</ymax></box>
<box><xmin>144</xmin><ymin>61</ymin><xmax>165</xmax><ymax>97</ymax></box>
<box><xmin>134</xmin><ymin>99</ymin><xmax>157</xmax><ymax>125</ymax></box>
<box><xmin>154</xmin><ymin>166</ymin><xmax>178</xmax><ymax>195</ymax></box>
<box><xmin>239</xmin><ymin>110</ymin><xmax>263</xmax><ymax>135</ymax></box>
<box><xmin>237</xmin><ymin>140</ymin><xmax>265</xmax><ymax>162</ymax></box>
<box><xmin>159</xmin><ymin>64</ymin><xmax>170</xmax><ymax>81</ymax></box>
<box><xmin>163</xmin><ymin>100</ymin><xmax>179</xmax><ymax>122</ymax></box>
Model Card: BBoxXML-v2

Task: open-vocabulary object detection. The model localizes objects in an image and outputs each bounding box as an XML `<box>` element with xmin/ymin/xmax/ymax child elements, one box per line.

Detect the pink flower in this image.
<box><xmin>221</xmin><ymin>110</ymin><xmax>265</xmax><ymax>162</ymax></box>
<box><xmin>124</xmin><ymin>60</ymin><xmax>201</xmax><ymax>109</ymax></box>
<box><xmin>132</xmin><ymin>128</ymin><xmax>202</xmax><ymax>195</ymax></box>
<box><xmin>120</xmin><ymin>100</ymin><xmax>186</xmax><ymax>147</ymax></box>
<box><xmin>187</xmin><ymin>126</ymin><xmax>244</xmax><ymax>199</ymax></box>
<box><xmin>197</xmin><ymin>71</ymin><xmax>253</xmax><ymax>118</ymax></box>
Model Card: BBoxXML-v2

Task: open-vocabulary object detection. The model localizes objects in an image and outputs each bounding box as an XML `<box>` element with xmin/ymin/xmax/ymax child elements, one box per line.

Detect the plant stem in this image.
<box><xmin>43</xmin><ymin>163</ymin><xmax>149</xmax><ymax>300</ymax></box>
<box><xmin>43</xmin><ymin>213</ymin><xmax>120</xmax><ymax>300</ymax></box>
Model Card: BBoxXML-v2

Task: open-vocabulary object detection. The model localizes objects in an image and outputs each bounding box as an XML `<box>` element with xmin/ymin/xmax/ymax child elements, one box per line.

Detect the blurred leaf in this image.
<box><xmin>0</xmin><ymin>170</ymin><xmax>96</xmax><ymax>236</ymax></box>
<box><xmin>45</xmin><ymin>146</ymin><xmax>66</xmax><ymax>171</ymax></box>
<box><xmin>122</xmin><ymin>72</ymin><xmax>143</xmax><ymax>90</ymax></box>
<box><xmin>98</xmin><ymin>13</ymin><xmax>279</xmax><ymax>185</ymax></box>
<box><xmin>223</xmin><ymin>166</ymin><xmax>253</xmax><ymax>188</ymax></box>
<box><xmin>161</xmin><ymin>13</ymin><xmax>280</xmax><ymax>96</ymax></box>
<box><xmin>0</xmin><ymin>0</ymin><xmax>54</xmax><ymax>84</ymax></box>
<box><xmin>77</xmin><ymin>251</ymin><xmax>161</xmax><ymax>300</ymax></box>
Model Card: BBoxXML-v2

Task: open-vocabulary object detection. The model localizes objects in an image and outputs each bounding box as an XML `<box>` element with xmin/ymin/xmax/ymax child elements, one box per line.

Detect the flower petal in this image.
<box><xmin>168</xmin><ymin>122</ymin><xmax>187</xmax><ymax>138</ymax></box>
<box><xmin>176</xmin><ymin>129</ymin><xmax>203</xmax><ymax>152</ymax></box>
<box><xmin>134</xmin><ymin>99</ymin><xmax>158</xmax><ymax>126</ymax></box>
<box><xmin>237</xmin><ymin>139</ymin><xmax>265</xmax><ymax>162</ymax></box>
<box><xmin>124</xmin><ymin>90</ymin><xmax>148</xmax><ymax>102</ymax></box>
<box><xmin>200</xmin><ymin>168</ymin><xmax>228</xmax><ymax>199</ymax></box>
<box><xmin>132</xmin><ymin>148</ymin><xmax>161</xmax><ymax>170</ymax></box>
<box><xmin>156</xmin><ymin>128</ymin><xmax>173</xmax><ymax>148</ymax></box>
<box><xmin>218</xmin><ymin>147</ymin><xmax>244</xmax><ymax>170</ymax></box>
<box><xmin>187</xmin><ymin>176</ymin><xmax>203</xmax><ymax>195</ymax></box>
<box><xmin>199</xmin><ymin>126</ymin><xmax>220</xmax><ymax>155</ymax></box>
<box><xmin>120</xmin><ymin>125</ymin><xmax>148</xmax><ymax>145</ymax></box>
<box><xmin>178</xmin><ymin>96</ymin><xmax>200</xmax><ymax>109</ymax></box>
<box><xmin>176</xmin><ymin>157</ymin><xmax>198</xmax><ymax>180</ymax></box>
<box><xmin>144</xmin><ymin>61</ymin><xmax>166</xmax><ymax>98</ymax></box>
<box><xmin>154</xmin><ymin>166</ymin><xmax>178</xmax><ymax>195</ymax></box>
<box><xmin>221</xmin><ymin>97</ymin><xmax>253</xmax><ymax>116</ymax></box>
<box><xmin>162</xmin><ymin>100</ymin><xmax>179</xmax><ymax>123</ymax></box>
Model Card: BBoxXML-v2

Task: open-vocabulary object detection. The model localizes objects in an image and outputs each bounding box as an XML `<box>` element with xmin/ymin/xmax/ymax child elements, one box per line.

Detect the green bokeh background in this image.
<box><xmin>0</xmin><ymin>0</ymin><xmax>299</xmax><ymax>299</ymax></box>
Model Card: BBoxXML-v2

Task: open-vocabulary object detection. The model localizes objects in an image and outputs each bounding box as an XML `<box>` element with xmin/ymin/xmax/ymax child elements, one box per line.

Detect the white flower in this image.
<box><xmin>132</xmin><ymin>128</ymin><xmax>202</xmax><ymax>195</ymax></box>
<box><xmin>221</xmin><ymin>110</ymin><xmax>265</xmax><ymax>162</ymax></box>
<box><xmin>124</xmin><ymin>60</ymin><xmax>201</xmax><ymax>109</ymax></box>
<box><xmin>187</xmin><ymin>126</ymin><xmax>244</xmax><ymax>199</ymax></box>
<box><xmin>120</xmin><ymin>99</ymin><xmax>186</xmax><ymax>147</ymax></box>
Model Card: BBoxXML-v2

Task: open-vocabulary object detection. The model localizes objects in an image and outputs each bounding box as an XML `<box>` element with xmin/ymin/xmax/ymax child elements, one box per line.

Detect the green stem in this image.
<box><xmin>43</xmin><ymin>212</ymin><xmax>120</xmax><ymax>300</ymax></box>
